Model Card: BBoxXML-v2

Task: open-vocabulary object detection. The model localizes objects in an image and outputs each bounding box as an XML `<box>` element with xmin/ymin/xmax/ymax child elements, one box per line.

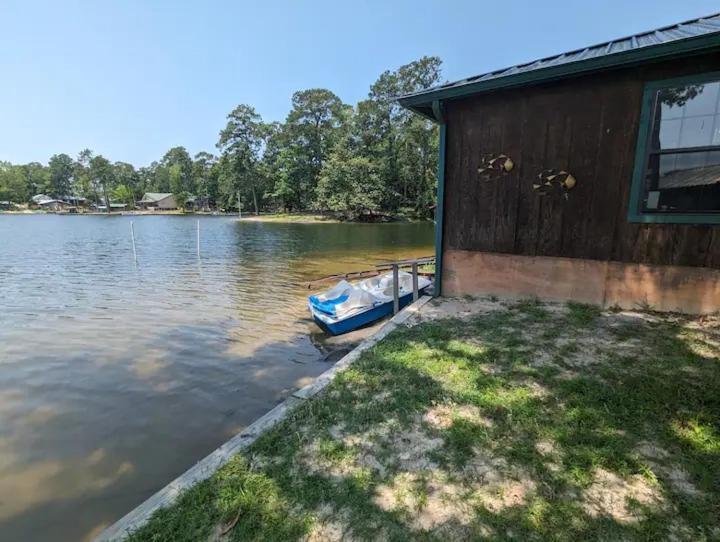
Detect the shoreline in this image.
<box><xmin>238</xmin><ymin>213</ymin><xmax>342</xmax><ymax>224</ymax></box>
<box><xmin>1</xmin><ymin>210</ymin><xmax>433</xmax><ymax>223</ymax></box>
<box><xmin>97</xmin><ymin>298</ymin><xmax>720</xmax><ymax>541</ymax></box>
<box><xmin>94</xmin><ymin>296</ymin><xmax>433</xmax><ymax>541</ymax></box>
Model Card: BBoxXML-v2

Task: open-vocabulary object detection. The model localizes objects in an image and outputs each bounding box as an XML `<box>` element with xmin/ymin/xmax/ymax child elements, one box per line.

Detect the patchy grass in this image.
<box><xmin>128</xmin><ymin>300</ymin><xmax>720</xmax><ymax>541</ymax></box>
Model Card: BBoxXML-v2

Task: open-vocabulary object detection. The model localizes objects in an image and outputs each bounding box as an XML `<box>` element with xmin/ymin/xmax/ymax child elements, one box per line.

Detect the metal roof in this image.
<box><xmin>139</xmin><ymin>192</ymin><xmax>174</xmax><ymax>202</ymax></box>
<box><xmin>400</xmin><ymin>13</ymin><xmax>720</xmax><ymax>120</ymax></box>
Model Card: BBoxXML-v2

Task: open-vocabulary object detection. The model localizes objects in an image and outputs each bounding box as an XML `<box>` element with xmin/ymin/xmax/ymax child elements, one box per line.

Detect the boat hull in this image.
<box><xmin>311</xmin><ymin>289</ymin><xmax>424</xmax><ymax>335</ymax></box>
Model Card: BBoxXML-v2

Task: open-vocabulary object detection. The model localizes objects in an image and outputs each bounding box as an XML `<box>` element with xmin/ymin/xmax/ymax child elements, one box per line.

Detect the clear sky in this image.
<box><xmin>0</xmin><ymin>0</ymin><xmax>716</xmax><ymax>166</ymax></box>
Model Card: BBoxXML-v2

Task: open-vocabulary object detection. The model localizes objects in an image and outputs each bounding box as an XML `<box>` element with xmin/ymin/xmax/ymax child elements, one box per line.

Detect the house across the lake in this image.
<box><xmin>37</xmin><ymin>199</ymin><xmax>72</xmax><ymax>211</ymax></box>
<box><xmin>400</xmin><ymin>13</ymin><xmax>720</xmax><ymax>314</ymax></box>
<box><xmin>138</xmin><ymin>192</ymin><xmax>177</xmax><ymax>210</ymax></box>
<box><xmin>97</xmin><ymin>202</ymin><xmax>128</xmax><ymax>212</ymax></box>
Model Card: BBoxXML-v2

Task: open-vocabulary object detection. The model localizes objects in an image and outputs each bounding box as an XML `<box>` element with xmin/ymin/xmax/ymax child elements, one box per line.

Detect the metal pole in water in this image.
<box><xmin>130</xmin><ymin>221</ymin><xmax>138</xmax><ymax>263</ymax></box>
<box><xmin>392</xmin><ymin>263</ymin><xmax>400</xmax><ymax>315</ymax></box>
<box><xmin>412</xmin><ymin>261</ymin><xmax>419</xmax><ymax>301</ymax></box>
<box><xmin>197</xmin><ymin>219</ymin><xmax>200</xmax><ymax>258</ymax></box>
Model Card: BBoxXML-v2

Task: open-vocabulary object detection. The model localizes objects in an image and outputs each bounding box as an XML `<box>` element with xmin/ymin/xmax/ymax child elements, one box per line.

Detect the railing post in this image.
<box><xmin>412</xmin><ymin>261</ymin><xmax>419</xmax><ymax>301</ymax></box>
<box><xmin>392</xmin><ymin>263</ymin><xmax>400</xmax><ymax>315</ymax></box>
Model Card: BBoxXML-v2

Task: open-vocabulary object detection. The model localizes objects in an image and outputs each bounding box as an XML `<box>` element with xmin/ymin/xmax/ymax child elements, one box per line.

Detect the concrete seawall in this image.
<box><xmin>95</xmin><ymin>295</ymin><xmax>432</xmax><ymax>541</ymax></box>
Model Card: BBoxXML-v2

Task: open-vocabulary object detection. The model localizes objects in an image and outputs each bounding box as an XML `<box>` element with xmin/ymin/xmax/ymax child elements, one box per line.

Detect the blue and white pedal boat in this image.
<box><xmin>308</xmin><ymin>271</ymin><xmax>432</xmax><ymax>335</ymax></box>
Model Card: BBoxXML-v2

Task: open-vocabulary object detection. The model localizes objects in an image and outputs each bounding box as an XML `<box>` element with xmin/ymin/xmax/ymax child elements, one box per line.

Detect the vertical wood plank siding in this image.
<box><xmin>443</xmin><ymin>53</ymin><xmax>720</xmax><ymax>268</ymax></box>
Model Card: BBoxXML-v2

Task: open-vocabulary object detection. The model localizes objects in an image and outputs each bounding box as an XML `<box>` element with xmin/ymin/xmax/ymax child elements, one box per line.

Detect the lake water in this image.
<box><xmin>0</xmin><ymin>215</ymin><xmax>433</xmax><ymax>542</ymax></box>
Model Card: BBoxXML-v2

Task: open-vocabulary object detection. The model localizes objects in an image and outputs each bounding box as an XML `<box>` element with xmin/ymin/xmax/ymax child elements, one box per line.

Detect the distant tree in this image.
<box><xmin>111</xmin><ymin>184</ymin><xmax>134</xmax><ymax>206</ymax></box>
<box><xmin>113</xmin><ymin>162</ymin><xmax>140</xmax><ymax>205</ymax></box>
<box><xmin>151</xmin><ymin>163</ymin><xmax>171</xmax><ymax>192</ymax></box>
<box><xmin>89</xmin><ymin>155</ymin><xmax>115</xmax><ymax>212</ymax></box>
<box><xmin>73</xmin><ymin>148</ymin><xmax>94</xmax><ymax>199</ymax></box>
<box><xmin>273</xmin><ymin>89</ymin><xmax>350</xmax><ymax>210</ymax></box>
<box><xmin>21</xmin><ymin>162</ymin><xmax>49</xmax><ymax>198</ymax></box>
<box><xmin>0</xmin><ymin>162</ymin><xmax>29</xmax><ymax>202</ymax></box>
<box><xmin>192</xmin><ymin>152</ymin><xmax>218</xmax><ymax>209</ymax></box>
<box><xmin>355</xmin><ymin>56</ymin><xmax>442</xmax><ymax>215</ymax></box>
<box><xmin>217</xmin><ymin>104</ymin><xmax>265</xmax><ymax>214</ymax></box>
<box><xmin>162</xmin><ymin>146</ymin><xmax>194</xmax><ymax>195</ymax></box>
<box><xmin>47</xmin><ymin>153</ymin><xmax>74</xmax><ymax>197</ymax></box>
<box><xmin>317</xmin><ymin>137</ymin><xmax>384</xmax><ymax>218</ymax></box>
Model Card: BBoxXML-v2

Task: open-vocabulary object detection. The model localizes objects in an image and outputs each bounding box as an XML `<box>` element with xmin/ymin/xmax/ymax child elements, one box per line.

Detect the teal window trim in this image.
<box><xmin>431</xmin><ymin>99</ymin><xmax>446</xmax><ymax>297</ymax></box>
<box><xmin>628</xmin><ymin>72</ymin><xmax>720</xmax><ymax>225</ymax></box>
<box><xmin>434</xmin><ymin>123</ymin><xmax>447</xmax><ymax>296</ymax></box>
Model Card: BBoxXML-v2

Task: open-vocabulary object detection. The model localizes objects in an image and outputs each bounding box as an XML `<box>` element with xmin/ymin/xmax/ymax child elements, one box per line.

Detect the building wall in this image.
<box><xmin>157</xmin><ymin>195</ymin><xmax>177</xmax><ymax>209</ymax></box>
<box><xmin>441</xmin><ymin>52</ymin><xmax>720</xmax><ymax>312</ymax></box>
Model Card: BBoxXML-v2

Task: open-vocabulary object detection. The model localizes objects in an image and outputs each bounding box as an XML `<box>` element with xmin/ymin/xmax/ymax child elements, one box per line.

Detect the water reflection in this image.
<box><xmin>0</xmin><ymin>215</ymin><xmax>433</xmax><ymax>541</ymax></box>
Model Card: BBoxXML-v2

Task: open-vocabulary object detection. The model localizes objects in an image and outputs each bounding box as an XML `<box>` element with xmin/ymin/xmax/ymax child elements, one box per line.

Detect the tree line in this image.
<box><xmin>0</xmin><ymin>56</ymin><xmax>441</xmax><ymax>219</ymax></box>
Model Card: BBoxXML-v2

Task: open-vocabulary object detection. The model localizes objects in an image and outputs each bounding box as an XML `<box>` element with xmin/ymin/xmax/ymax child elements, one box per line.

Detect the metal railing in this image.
<box><xmin>379</xmin><ymin>256</ymin><xmax>435</xmax><ymax>315</ymax></box>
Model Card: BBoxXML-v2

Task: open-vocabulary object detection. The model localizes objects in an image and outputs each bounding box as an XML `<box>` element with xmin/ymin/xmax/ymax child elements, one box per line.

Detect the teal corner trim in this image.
<box><xmin>628</xmin><ymin>73</ymin><xmax>720</xmax><ymax>225</ymax></box>
<box><xmin>432</xmin><ymin>100</ymin><xmax>446</xmax><ymax>297</ymax></box>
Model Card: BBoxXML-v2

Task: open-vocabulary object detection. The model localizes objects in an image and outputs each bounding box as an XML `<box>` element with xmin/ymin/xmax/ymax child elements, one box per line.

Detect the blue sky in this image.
<box><xmin>0</xmin><ymin>0</ymin><xmax>716</xmax><ymax>166</ymax></box>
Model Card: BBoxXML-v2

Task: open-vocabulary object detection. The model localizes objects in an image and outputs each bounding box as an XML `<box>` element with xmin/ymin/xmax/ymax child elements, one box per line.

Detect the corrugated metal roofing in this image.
<box><xmin>139</xmin><ymin>192</ymin><xmax>173</xmax><ymax>202</ymax></box>
<box><xmin>400</xmin><ymin>13</ymin><xmax>720</xmax><ymax>119</ymax></box>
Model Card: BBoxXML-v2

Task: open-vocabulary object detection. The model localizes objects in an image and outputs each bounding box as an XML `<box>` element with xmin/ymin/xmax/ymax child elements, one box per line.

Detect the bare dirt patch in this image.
<box><xmin>373</xmin><ymin>471</ymin><xmax>475</xmax><ymax>531</ymax></box>
<box><xmin>582</xmin><ymin>468</ymin><xmax>667</xmax><ymax>524</ymax></box>
<box><xmin>422</xmin><ymin>403</ymin><xmax>493</xmax><ymax>430</ymax></box>
<box><xmin>303</xmin><ymin>505</ymin><xmax>355</xmax><ymax>542</ymax></box>
<box><xmin>636</xmin><ymin>441</ymin><xmax>705</xmax><ymax>498</ymax></box>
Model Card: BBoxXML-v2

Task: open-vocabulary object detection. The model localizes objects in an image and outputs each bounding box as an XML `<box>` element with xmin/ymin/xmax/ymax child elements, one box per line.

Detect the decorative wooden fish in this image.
<box><xmin>534</xmin><ymin>169</ymin><xmax>577</xmax><ymax>199</ymax></box>
<box><xmin>478</xmin><ymin>154</ymin><xmax>514</xmax><ymax>180</ymax></box>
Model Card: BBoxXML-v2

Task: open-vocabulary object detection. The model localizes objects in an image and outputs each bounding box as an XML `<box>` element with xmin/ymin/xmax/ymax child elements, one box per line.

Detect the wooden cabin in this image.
<box><xmin>400</xmin><ymin>13</ymin><xmax>720</xmax><ymax>314</ymax></box>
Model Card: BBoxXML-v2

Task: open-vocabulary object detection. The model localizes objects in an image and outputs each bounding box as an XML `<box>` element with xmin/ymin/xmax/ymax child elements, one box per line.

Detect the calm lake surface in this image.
<box><xmin>0</xmin><ymin>215</ymin><xmax>433</xmax><ymax>542</ymax></box>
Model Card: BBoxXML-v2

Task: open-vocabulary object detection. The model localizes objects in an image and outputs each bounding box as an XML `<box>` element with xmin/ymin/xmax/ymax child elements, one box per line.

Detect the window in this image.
<box><xmin>629</xmin><ymin>73</ymin><xmax>720</xmax><ymax>223</ymax></box>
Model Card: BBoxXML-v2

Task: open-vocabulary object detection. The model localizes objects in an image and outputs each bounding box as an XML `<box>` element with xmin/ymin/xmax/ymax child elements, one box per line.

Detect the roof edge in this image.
<box><xmin>399</xmin><ymin>30</ymin><xmax>720</xmax><ymax>115</ymax></box>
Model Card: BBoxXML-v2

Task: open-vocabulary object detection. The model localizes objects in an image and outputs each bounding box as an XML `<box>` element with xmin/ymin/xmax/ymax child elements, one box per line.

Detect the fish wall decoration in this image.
<box><xmin>533</xmin><ymin>169</ymin><xmax>577</xmax><ymax>199</ymax></box>
<box><xmin>478</xmin><ymin>154</ymin><xmax>514</xmax><ymax>181</ymax></box>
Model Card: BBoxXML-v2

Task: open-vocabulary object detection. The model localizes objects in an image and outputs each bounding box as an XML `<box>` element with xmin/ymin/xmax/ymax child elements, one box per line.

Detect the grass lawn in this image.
<box><xmin>240</xmin><ymin>213</ymin><xmax>341</xmax><ymax>223</ymax></box>
<box><xmin>128</xmin><ymin>299</ymin><xmax>720</xmax><ymax>541</ymax></box>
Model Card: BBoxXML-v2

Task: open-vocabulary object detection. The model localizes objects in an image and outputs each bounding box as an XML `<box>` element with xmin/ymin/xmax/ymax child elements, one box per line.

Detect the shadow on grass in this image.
<box><xmin>129</xmin><ymin>303</ymin><xmax>720</xmax><ymax>542</ymax></box>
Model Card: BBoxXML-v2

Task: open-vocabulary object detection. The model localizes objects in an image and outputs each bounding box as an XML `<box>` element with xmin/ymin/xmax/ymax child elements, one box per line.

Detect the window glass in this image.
<box><xmin>643</xmin><ymin>150</ymin><xmax>720</xmax><ymax>213</ymax></box>
<box><xmin>638</xmin><ymin>79</ymin><xmax>720</xmax><ymax>215</ymax></box>
<box><xmin>656</xmin><ymin>82</ymin><xmax>720</xmax><ymax>150</ymax></box>
<box><xmin>682</xmin><ymin>81</ymin><xmax>719</xmax><ymax>117</ymax></box>
<box><xmin>659</xmin><ymin>118</ymin><xmax>681</xmax><ymax>148</ymax></box>
<box><xmin>678</xmin><ymin>115</ymin><xmax>716</xmax><ymax>147</ymax></box>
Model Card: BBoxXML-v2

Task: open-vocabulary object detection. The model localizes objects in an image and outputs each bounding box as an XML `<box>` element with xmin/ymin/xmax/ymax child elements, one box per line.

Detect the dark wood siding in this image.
<box><xmin>443</xmin><ymin>53</ymin><xmax>720</xmax><ymax>268</ymax></box>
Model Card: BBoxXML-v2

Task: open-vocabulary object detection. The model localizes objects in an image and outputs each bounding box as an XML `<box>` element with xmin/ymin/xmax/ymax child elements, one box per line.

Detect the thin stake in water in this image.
<box><xmin>130</xmin><ymin>221</ymin><xmax>138</xmax><ymax>263</ymax></box>
<box><xmin>197</xmin><ymin>219</ymin><xmax>200</xmax><ymax>258</ymax></box>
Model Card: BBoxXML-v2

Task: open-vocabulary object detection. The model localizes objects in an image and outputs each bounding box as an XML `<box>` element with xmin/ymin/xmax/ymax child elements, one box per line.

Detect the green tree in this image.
<box><xmin>113</xmin><ymin>162</ymin><xmax>140</xmax><ymax>205</ymax></box>
<box><xmin>89</xmin><ymin>155</ymin><xmax>115</xmax><ymax>212</ymax></box>
<box><xmin>111</xmin><ymin>184</ymin><xmax>134</xmax><ymax>205</ymax></box>
<box><xmin>0</xmin><ymin>162</ymin><xmax>29</xmax><ymax>202</ymax></box>
<box><xmin>47</xmin><ymin>153</ymin><xmax>74</xmax><ymax>197</ymax></box>
<box><xmin>21</xmin><ymin>162</ymin><xmax>49</xmax><ymax>198</ymax></box>
<box><xmin>162</xmin><ymin>146</ymin><xmax>194</xmax><ymax>196</ymax></box>
<box><xmin>355</xmin><ymin>56</ymin><xmax>442</xmax><ymax>215</ymax></box>
<box><xmin>272</xmin><ymin>89</ymin><xmax>349</xmax><ymax>210</ymax></box>
<box><xmin>73</xmin><ymin>148</ymin><xmax>95</xmax><ymax>199</ymax></box>
<box><xmin>192</xmin><ymin>152</ymin><xmax>218</xmax><ymax>209</ymax></box>
<box><xmin>217</xmin><ymin>104</ymin><xmax>266</xmax><ymax>214</ymax></box>
<box><xmin>317</xmin><ymin>138</ymin><xmax>384</xmax><ymax>219</ymax></box>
